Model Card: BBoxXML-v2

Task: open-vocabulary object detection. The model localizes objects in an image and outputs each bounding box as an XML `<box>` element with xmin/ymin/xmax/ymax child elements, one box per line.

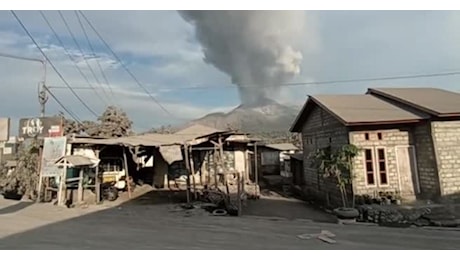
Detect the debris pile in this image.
<box><xmin>297</xmin><ymin>230</ymin><xmax>337</xmax><ymax>244</ymax></box>
<box><xmin>357</xmin><ymin>204</ymin><xmax>460</xmax><ymax>227</ymax></box>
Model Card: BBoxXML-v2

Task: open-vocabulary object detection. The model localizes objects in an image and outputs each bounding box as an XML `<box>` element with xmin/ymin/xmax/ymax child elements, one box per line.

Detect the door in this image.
<box><xmin>395</xmin><ymin>145</ymin><xmax>420</xmax><ymax>198</ymax></box>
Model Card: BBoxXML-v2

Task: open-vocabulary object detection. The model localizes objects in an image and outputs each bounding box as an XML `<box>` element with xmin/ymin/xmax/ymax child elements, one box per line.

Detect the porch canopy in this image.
<box><xmin>55</xmin><ymin>155</ymin><xmax>100</xmax><ymax>168</ymax></box>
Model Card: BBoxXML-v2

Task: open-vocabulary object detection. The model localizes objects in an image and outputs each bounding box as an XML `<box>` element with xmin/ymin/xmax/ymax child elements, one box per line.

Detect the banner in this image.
<box><xmin>0</xmin><ymin>117</ymin><xmax>10</xmax><ymax>142</ymax></box>
<box><xmin>18</xmin><ymin>117</ymin><xmax>63</xmax><ymax>139</ymax></box>
<box><xmin>40</xmin><ymin>137</ymin><xmax>67</xmax><ymax>177</ymax></box>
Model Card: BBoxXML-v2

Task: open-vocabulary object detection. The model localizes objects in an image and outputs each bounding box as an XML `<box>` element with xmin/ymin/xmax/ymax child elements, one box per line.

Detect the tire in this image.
<box><xmin>212</xmin><ymin>209</ymin><xmax>228</xmax><ymax>216</ymax></box>
<box><xmin>105</xmin><ymin>187</ymin><xmax>119</xmax><ymax>201</ymax></box>
<box><xmin>333</xmin><ymin>207</ymin><xmax>360</xmax><ymax>219</ymax></box>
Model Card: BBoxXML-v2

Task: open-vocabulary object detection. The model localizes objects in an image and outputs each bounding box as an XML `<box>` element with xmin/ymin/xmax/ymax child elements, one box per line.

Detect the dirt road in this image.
<box><xmin>1</xmin><ymin>196</ymin><xmax>459</xmax><ymax>249</ymax></box>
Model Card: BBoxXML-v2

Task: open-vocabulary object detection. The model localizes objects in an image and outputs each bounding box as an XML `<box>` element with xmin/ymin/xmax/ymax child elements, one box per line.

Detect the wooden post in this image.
<box><xmin>189</xmin><ymin>146</ymin><xmax>197</xmax><ymax>200</ymax></box>
<box><xmin>183</xmin><ymin>144</ymin><xmax>191</xmax><ymax>204</ymax></box>
<box><xmin>237</xmin><ymin>170</ymin><xmax>242</xmax><ymax>216</ymax></box>
<box><xmin>217</xmin><ymin>136</ymin><xmax>230</xmax><ymax>196</ymax></box>
<box><xmin>77</xmin><ymin>168</ymin><xmax>84</xmax><ymax>203</ymax></box>
<box><xmin>254</xmin><ymin>143</ymin><xmax>259</xmax><ymax>185</ymax></box>
<box><xmin>57</xmin><ymin>159</ymin><xmax>67</xmax><ymax>206</ymax></box>
<box><xmin>36</xmin><ymin>145</ymin><xmax>43</xmax><ymax>203</ymax></box>
<box><xmin>123</xmin><ymin>147</ymin><xmax>132</xmax><ymax>199</ymax></box>
<box><xmin>213</xmin><ymin>147</ymin><xmax>218</xmax><ymax>188</ymax></box>
<box><xmin>95</xmin><ymin>149</ymin><xmax>101</xmax><ymax>204</ymax></box>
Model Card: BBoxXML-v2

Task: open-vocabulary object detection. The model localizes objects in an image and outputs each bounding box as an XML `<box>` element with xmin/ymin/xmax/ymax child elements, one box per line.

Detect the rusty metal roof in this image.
<box><xmin>290</xmin><ymin>94</ymin><xmax>425</xmax><ymax>132</ymax></box>
<box><xmin>69</xmin><ymin>124</ymin><xmax>233</xmax><ymax>147</ymax></box>
<box><xmin>368</xmin><ymin>87</ymin><xmax>460</xmax><ymax>117</ymax></box>
<box><xmin>265</xmin><ymin>143</ymin><xmax>299</xmax><ymax>151</ymax></box>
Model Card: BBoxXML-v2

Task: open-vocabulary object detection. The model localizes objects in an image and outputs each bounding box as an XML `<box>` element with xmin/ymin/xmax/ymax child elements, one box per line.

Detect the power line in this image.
<box><xmin>45</xmin><ymin>87</ymin><xmax>82</xmax><ymax>124</ymax></box>
<box><xmin>39</xmin><ymin>11</ymin><xmax>108</xmax><ymax>108</ymax></box>
<box><xmin>57</xmin><ymin>10</ymin><xmax>112</xmax><ymax>104</ymax></box>
<box><xmin>74</xmin><ymin>10</ymin><xmax>114</xmax><ymax>99</ymax></box>
<box><xmin>78</xmin><ymin>10</ymin><xmax>175</xmax><ymax>118</ymax></box>
<box><xmin>10</xmin><ymin>10</ymin><xmax>98</xmax><ymax>118</ymax></box>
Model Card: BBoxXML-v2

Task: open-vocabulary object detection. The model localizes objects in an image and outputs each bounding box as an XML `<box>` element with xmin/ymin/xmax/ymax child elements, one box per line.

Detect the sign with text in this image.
<box><xmin>18</xmin><ymin>117</ymin><xmax>63</xmax><ymax>139</ymax></box>
<box><xmin>0</xmin><ymin>117</ymin><xmax>10</xmax><ymax>142</ymax></box>
<box><xmin>40</xmin><ymin>137</ymin><xmax>67</xmax><ymax>177</ymax></box>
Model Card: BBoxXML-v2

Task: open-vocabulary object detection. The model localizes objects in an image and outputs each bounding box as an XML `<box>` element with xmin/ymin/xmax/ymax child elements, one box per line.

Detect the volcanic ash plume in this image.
<box><xmin>179</xmin><ymin>11</ymin><xmax>306</xmax><ymax>105</ymax></box>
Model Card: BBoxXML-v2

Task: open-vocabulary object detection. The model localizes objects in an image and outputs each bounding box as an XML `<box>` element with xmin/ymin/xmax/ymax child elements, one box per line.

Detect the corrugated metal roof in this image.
<box><xmin>69</xmin><ymin>124</ymin><xmax>233</xmax><ymax>147</ymax></box>
<box><xmin>369</xmin><ymin>87</ymin><xmax>460</xmax><ymax>116</ymax></box>
<box><xmin>290</xmin><ymin>153</ymin><xmax>303</xmax><ymax>161</ymax></box>
<box><xmin>313</xmin><ymin>94</ymin><xmax>424</xmax><ymax>124</ymax></box>
<box><xmin>55</xmin><ymin>155</ymin><xmax>99</xmax><ymax>167</ymax></box>
<box><xmin>265</xmin><ymin>143</ymin><xmax>299</xmax><ymax>151</ymax></box>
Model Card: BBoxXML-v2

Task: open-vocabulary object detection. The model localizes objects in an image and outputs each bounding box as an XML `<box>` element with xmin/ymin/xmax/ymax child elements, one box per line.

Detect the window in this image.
<box><xmin>377</xmin><ymin>148</ymin><xmax>388</xmax><ymax>185</ymax></box>
<box><xmin>363</xmin><ymin>148</ymin><xmax>389</xmax><ymax>186</ymax></box>
<box><xmin>364</xmin><ymin>149</ymin><xmax>375</xmax><ymax>185</ymax></box>
<box><xmin>377</xmin><ymin>132</ymin><xmax>383</xmax><ymax>140</ymax></box>
<box><xmin>364</xmin><ymin>133</ymin><xmax>370</xmax><ymax>140</ymax></box>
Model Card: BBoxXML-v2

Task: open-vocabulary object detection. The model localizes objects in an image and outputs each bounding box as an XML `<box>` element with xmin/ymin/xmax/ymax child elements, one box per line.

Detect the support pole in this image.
<box><xmin>77</xmin><ymin>168</ymin><xmax>84</xmax><ymax>203</ymax></box>
<box><xmin>57</xmin><ymin>159</ymin><xmax>67</xmax><ymax>206</ymax></box>
<box><xmin>237</xmin><ymin>170</ymin><xmax>242</xmax><ymax>216</ymax></box>
<box><xmin>184</xmin><ymin>144</ymin><xmax>191</xmax><ymax>204</ymax></box>
<box><xmin>95</xmin><ymin>149</ymin><xmax>101</xmax><ymax>204</ymax></box>
<box><xmin>123</xmin><ymin>147</ymin><xmax>132</xmax><ymax>199</ymax></box>
<box><xmin>254</xmin><ymin>143</ymin><xmax>259</xmax><ymax>185</ymax></box>
<box><xmin>36</xmin><ymin>145</ymin><xmax>43</xmax><ymax>203</ymax></box>
<box><xmin>213</xmin><ymin>147</ymin><xmax>218</xmax><ymax>188</ymax></box>
<box><xmin>189</xmin><ymin>145</ymin><xmax>197</xmax><ymax>200</ymax></box>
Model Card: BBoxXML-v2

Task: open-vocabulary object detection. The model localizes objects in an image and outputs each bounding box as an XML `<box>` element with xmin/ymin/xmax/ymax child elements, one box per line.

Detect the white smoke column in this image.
<box><xmin>179</xmin><ymin>11</ymin><xmax>307</xmax><ymax>105</ymax></box>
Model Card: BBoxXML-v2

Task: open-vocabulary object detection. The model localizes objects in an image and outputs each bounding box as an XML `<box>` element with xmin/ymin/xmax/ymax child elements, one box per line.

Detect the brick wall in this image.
<box><xmin>349</xmin><ymin>128</ymin><xmax>416</xmax><ymax>201</ymax></box>
<box><xmin>301</xmin><ymin>105</ymin><xmax>349</xmax><ymax>207</ymax></box>
<box><xmin>431</xmin><ymin>121</ymin><xmax>460</xmax><ymax>198</ymax></box>
<box><xmin>413</xmin><ymin>122</ymin><xmax>440</xmax><ymax>199</ymax></box>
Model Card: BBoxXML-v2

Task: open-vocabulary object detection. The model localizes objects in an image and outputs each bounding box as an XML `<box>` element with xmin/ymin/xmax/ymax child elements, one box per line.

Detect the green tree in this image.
<box><xmin>310</xmin><ymin>144</ymin><xmax>359</xmax><ymax>208</ymax></box>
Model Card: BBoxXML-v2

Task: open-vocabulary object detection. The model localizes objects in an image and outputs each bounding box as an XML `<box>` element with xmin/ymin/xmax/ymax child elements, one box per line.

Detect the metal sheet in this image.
<box><xmin>159</xmin><ymin>145</ymin><xmax>183</xmax><ymax>164</ymax></box>
<box><xmin>0</xmin><ymin>117</ymin><xmax>10</xmax><ymax>142</ymax></box>
<box><xmin>40</xmin><ymin>137</ymin><xmax>67</xmax><ymax>177</ymax></box>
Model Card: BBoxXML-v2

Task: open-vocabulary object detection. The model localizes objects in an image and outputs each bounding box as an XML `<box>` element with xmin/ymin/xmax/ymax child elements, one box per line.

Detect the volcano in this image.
<box><xmin>190</xmin><ymin>98</ymin><xmax>299</xmax><ymax>133</ymax></box>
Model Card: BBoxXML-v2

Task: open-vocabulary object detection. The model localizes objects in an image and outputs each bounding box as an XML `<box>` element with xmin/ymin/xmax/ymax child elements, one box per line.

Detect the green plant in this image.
<box><xmin>310</xmin><ymin>144</ymin><xmax>360</xmax><ymax>208</ymax></box>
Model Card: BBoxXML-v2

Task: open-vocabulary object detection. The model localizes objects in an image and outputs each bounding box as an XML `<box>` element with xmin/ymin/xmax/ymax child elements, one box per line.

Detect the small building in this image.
<box><xmin>257</xmin><ymin>143</ymin><xmax>299</xmax><ymax>177</ymax></box>
<box><xmin>291</xmin><ymin>87</ymin><xmax>460</xmax><ymax>206</ymax></box>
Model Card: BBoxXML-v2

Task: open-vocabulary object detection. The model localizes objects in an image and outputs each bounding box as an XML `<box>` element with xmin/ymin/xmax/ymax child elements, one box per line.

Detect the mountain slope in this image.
<box><xmin>190</xmin><ymin>98</ymin><xmax>299</xmax><ymax>133</ymax></box>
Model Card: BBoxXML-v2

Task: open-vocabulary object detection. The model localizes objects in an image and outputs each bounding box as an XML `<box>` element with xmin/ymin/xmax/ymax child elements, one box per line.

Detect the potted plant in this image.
<box><xmin>310</xmin><ymin>144</ymin><xmax>360</xmax><ymax>221</ymax></box>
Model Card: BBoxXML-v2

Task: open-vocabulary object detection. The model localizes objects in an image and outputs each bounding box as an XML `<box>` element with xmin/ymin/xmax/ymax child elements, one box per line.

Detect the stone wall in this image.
<box><xmin>413</xmin><ymin>122</ymin><xmax>440</xmax><ymax>199</ymax></box>
<box><xmin>301</xmin><ymin>105</ymin><xmax>349</xmax><ymax>207</ymax></box>
<box><xmin>349</xmin><ymin>128</ymin><xmax>415</xmax><ymax>201</ymax></box>
<box><xmin>431</xmin><ymin>121</ymin><xmax>460</xmax><ymax>198</ymax></box>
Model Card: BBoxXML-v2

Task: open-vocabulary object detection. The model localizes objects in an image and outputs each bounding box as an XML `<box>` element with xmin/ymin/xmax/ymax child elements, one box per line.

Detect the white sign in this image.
<box><xmin>40</xmin><ymin>137</ymin><xmax>67</xmax><ymax>177</ymax></box>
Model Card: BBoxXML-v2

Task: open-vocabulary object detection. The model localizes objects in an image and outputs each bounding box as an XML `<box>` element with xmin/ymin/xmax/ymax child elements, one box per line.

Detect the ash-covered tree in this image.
<box><xmin>0</xmin><ymin>140</ymin><xmax>40</xmax><ymax>200</ymax></box>
<box><xmin>60</xmin><ymin>106</ymin><xmax>133</xmax><ymax>138</ymax></box>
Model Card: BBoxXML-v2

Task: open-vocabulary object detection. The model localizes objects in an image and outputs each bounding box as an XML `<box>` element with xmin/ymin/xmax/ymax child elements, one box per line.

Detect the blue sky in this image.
<box><xmin>1</xmin><ymin>11</ymin><xmax>460</xmax><ymax>133</ymax></box>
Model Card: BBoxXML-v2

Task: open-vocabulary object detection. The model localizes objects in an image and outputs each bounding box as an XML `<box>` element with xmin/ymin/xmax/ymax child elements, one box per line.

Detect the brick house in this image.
<box><xmin>290</xmin><ymin>87</ymin><xmax>460</xmax><ymax>206</ymax></box>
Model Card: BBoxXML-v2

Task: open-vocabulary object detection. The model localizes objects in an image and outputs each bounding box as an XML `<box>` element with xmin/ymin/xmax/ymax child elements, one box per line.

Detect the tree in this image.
<box><xmin>148</xmin><ymin>124</ymin><xmax>175</xmax><ymax>134</ymax></box>
<box><xmin>61</xmin><ymin>106</ymin><xmax>133</xmax><ymax>138</ymax></box>
<box><xmin>0</xmin><ymin>140</ymin><xmax>40</xmax><ymax>199</ymax></box>
<box><xmin>310</xmin><ymin>144</ymin><xmax>359</xmax><ymax>208</ymax></box>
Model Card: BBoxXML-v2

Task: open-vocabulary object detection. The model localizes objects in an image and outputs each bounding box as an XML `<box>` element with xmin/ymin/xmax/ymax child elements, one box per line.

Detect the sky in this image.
<box><xmin>1</xmin><ymin>10</ymin><xmax>460</xmax><ymax>134</ymax></box>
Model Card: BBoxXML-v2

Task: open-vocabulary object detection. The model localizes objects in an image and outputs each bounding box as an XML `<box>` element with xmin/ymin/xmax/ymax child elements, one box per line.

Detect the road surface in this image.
<box><xmin>0</xmin><ymin>196</ymin><xmax>459</xmax><ymax>249</ymax></box>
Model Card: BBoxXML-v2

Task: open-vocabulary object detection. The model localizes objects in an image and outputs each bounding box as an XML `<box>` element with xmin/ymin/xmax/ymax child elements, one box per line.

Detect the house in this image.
<box><xmin>256</xmin><ymin>143</ymin><xmax>299</xmax><ymax>177</ymax></box>
<box><xmin>290</xmin><ymin>87</ymin><xmax>460</xmax><ymax>206</ymax></box>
